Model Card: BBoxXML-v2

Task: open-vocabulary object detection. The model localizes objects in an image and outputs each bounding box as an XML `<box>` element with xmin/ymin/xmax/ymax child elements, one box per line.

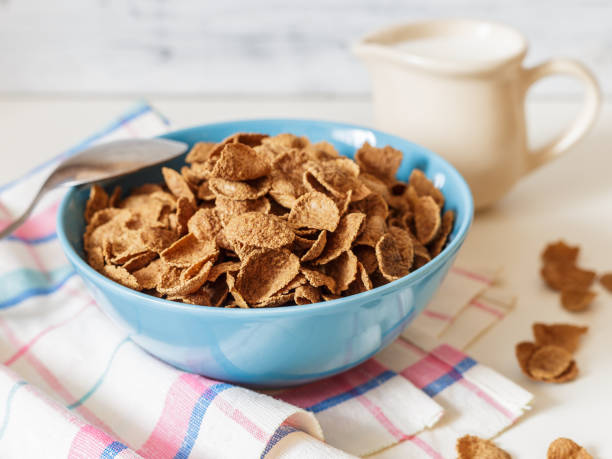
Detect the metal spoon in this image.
<box><xmin>0</xmin><ymin>138</ymin><xmax>188</xmax><ymax>239</ymax></box>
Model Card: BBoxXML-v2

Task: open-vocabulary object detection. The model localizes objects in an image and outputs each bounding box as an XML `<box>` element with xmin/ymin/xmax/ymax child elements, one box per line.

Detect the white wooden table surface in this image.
<box><xmin>1</xmin><ymin>96</ymin><xmax>611</xmax><ymax>457</ymax></box>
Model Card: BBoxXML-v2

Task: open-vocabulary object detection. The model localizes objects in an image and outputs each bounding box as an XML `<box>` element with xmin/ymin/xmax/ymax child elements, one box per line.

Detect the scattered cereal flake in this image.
<box><xmin>294</xmin><ymin>228</ymin><xmax>318</xmax><ymax>237</ymax></box>
<box><xmin>211</xmin><ymin>143</ymin><xmax>271</xmax><ymax>181</ymax></box>
<box><xmin>300</xmin><ymin>267</ymin><xmax>336</xmax><ymax>293</ymax></box>
<box><xmin>161</xmin><ymin>233</ymin><xmax>218</xmax><ymax>267</ymax></box>
<box><xmin>226</xmin><ymin>272</ymin><xmax>249</xmax><ymax>308</ymax></box>
<box><xmin>158</xmin><ymin>260</ymin><xmax>214</xmax><ymax>297</ymax></box>
<box><xmin>324</xmin><ymin>250</ymin><xmax>358</xmax><ymax>294</ymax></box>
<box><xmin>547</xmin><ymin>438</ymin><xmax>592</xmax><ymax>459</ymax></box>
<box><xmin>181</xmin><ymin>166</ymin><xmax>202</xmax><ymax>189</ymax></box>
<box><xmin>304</xmin><ymin>141</ymin><xmax>339</xmax><ymax>161</ymax></box>
<box><xmin>293</xmin><ymin>234</ymin><xmax>316</xmax><ymax>251</ymax></box>
<box><xmin>409</xmin><ymin>169</ymin><xmax>445</xmax><ymax>208</ymax></box>
<box><xmin>235</xmin><ymin>249</ymin><xmax>300</xmax><ymax>304</ymax></box>
<box><xmin>288</xmin><ymin>191</ymin><xmax>340</xmax><ymax>232</ymax></box>
<box><xmin>122</xmin><ymin>252</ymin><xmax>157</xmax><ymax>273</ymax></box>
<box><xmin>102</xmin><ymin>265</ymin><xmax>141</xmax><ymax>290</ymax></box>
<box><xmin>197</xmin><ymin>181</ymin><xmax>215</xmax><ymax>201</ymax></box>
<box><xmin>253</xmin><ymin>293</ymin><xmax>294</xmax><ymax>308</ymax></box>
<box><xmin>375</xmin><ymin>228</ymin><xmax>414</xmax><ymax>281</ymax></box>
<box><xmin>346</xmin><ymin>262</ymin><xmax>373</xmax><ymax>296</ymax></box>
<box><xmin>542</xmin><ymin>240</ymin><xmax>580</xmax><ymax>266</ymax></box>
<box><xmin>353</xmin><ymin>245</ymin><xmax>378</xmax><ymax>275</ymax></box>
<box><xmin>230</xmin><ymin>241</ymin><xmax>259</xmax><ymax>260</ymax></box>
<box><xmin>386</xmin><ymin>182</ymin><xmax>412</xmax><ymax>211</ymax></box>
<box><xmin>429</xmin><ymin>209</ymin><xmax>455</xmax><ymax>256</ymax></box>
<box><xmin>560</xmin><ymin>289</ymin><xmax>597</xmax><ymax>312</ymax></box>
<box><xmin>399</xmin><ymin>209</ymin><xmax>414</xmax><ymax>229</ymax></box>
<box><xmin>358</xmin><ymin>173</ymin><xmax>390</xmax><ymax>199</ymax></box>
<box><xmin>412</xmin><ymin>236</ymin><xmax>432</xmax><ymax>270</ymax></box>
<box><xmin>300</xmin><ymin>231</ymin><xmax>327</xmax><ymax>262</ymax></box>
<box><xmin>119</xmin><ymin>195</ymin><xmax>168</xmax><ymax>228</ymax></box>
<box><xmin>333</xmin><ymin>189</ymin><xmax>354</xmax><ymax>216</ymax></box>
<box><xmin>186</xmin><ymin>142</ymin><xmax>217</xmax><ymax>163</ymax></box>
<box><xmin>355</xmin><ymin>214</ymin><xmax>387</xmax><ymax>247</ymax></box>
<box><xmin>279</xmin><ymin>273</ymin><xmax>307</xmax><ymax>294</ymax></box>
<box><xmin>414</xmin><ymin>195</ymin><xmax>441</xmax><ymax>245</ymax></box>
<box><xmin>316</xmin><ymin>213</ymin><xmax>366</xmax><ymax>265</ymax></box>
<box><xmin>105</xmin><ymin>232</ymin><xmax>148</xmax><ymax>265</ymax></box>
<box><xmin>186</xmin><ymin>162</ymin><xmax>212</xmax><ymax>182</ymax></box>
<box><xmin>553</xmin><ymin>361</ymin><xmax>579</xmax><ymax>383</ymax></box>
<box><xmin>294</xmin><ymin>285</ymin><xmax>321</xmax><ymax>305</ymax></box>
<box><xmin>370</xmin><ymin>270</ymin><xmax>390</xmax><ymax>288</ymax></box>
<box><xmin>108</xmin><ymin>186</ymin><xmax>122</xmax><ymax>208</ymax></box>
<box><xmin>225</xmin><ymin>212</ymin><xmax>294</xmax><ymax>250</ymax></box>
<box><xmin>182</xmin><ymin>278</ymin><xmax>229</xmax><ymax>306</ymax></box>
<box><xmin>139</xmin><ymin>227</ymin><xmax>179</xmax><ymax>253</ymax></box>
<box><xmin>355</xmin><ymin>143</ymin><xmax>403</xmax><ymax>181</ymax></box>
<box><xmin>303</xmin><ymin>160</ymin><xmax>362</xmax><ymax>198</ymax></box>
<box><xmin>87</xmin><ymin>247</ymin><xmax>105</xmax><ymax>271</ymax></box>
<box><xmin>533</xmin><ymin>323</ymin><xmax>588</xmax><ymax>353</ymax></box>
<box><xmin>528</xmin><ymin>345</ymin><xmax>574</xmax><ymax>380</ymax></box>
<box><xmin>515</xmin><ymin>341</ymin><xmax>537</xmax><ymax>376</ymax></box>
<box><xmin>156</xmin><ymin>265</ymin><xmax>186</xmax><ymax>294</ymax></box>
<box><xmin>187</xmin><ymin>208</ymin><xmax>223</xmax><ymax>243</ymax></box>
<box><xmin>215</xmin><ymin>196</ymin><xmax>271</xmax><ymax>226</ymax></box>
<box><xmin>176</xmin><ymin>197</ymin><xmax>196</xmax><ymax>236</ymax></box>
<box><xmin>223</xmin><ymin>132</ymin><xmax>269</xmax><ymax>147</ymax></box>
<box><xmin>208</xmin><ymin>176</ymin><xmax>271</xmax><ymax>200</ymax></box>
<box><xmin>150</xmin><ymin>190</ymin><xmax>178</xmax><ymax>208</ymax></box>
<box><xmin>85</xmin><ymin>185</ymin><xmax>109</xmax><ymax>223</ymax></box>
<box><xmin>132</xmin><ymin>258</ymin><xmax>164</xmax><ymax>290</ymax></box>
<box><xmin>162</xmin><ymin>167</ymin><xmax>196</xmax><ymax>205</ymax></box>
<box><xmin>131</xmin><ymin>184</ymin><xmax>164</xmax><ymax>195</ymax></box>
<box><xmin>268</xmin><ymin>182</ymin><xmax>299</xmax><ymax>208</ymax></box>
<box><xmin>208</xmin><ymin>261</ymin><xmax>241</xmax><ymax>283</ymax></box>
<box><xmin>83</xmin><ymin>209</ymin><xmax>125</xmax><ymax>250</ymax></box>
<box><xmin>262</xmin><ymin>133</ymin><xmax>309</xmax><ymax>152</ymax></box>
<box><xmin>405</xmin><ymin>184</ymin><xmax>420</xmax><ymax>211</ymax></box>
<box><xmin>350</xmin><ymin>193</ymin><xmax>389</xmax><ymax>219</ymax></box>
<box><xmin>456</xmin><ymin>435</ymin><xmax>510</xmax><ymax>459</ymax></box>
<box><xmin>541</xmin><ymin>264</ymin><xmax>596</xmax><ymax>291</ymax></box>
<box><xmin>600</xmin><ymin>273</ymin><xmax>612</xmax><ymax>293</ymax></box>
<box><xmin>321</xmin><ymin>293</ymin><xmax>340</xmax><ymax>301</ymax></box>
<box><xmin>272</xmin><ymin>150</ymin><xmax>309</xmax><ymax>177</ymax></box>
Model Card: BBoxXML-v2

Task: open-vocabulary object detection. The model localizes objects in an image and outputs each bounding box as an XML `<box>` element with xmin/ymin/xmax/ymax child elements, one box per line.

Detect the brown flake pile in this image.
<box><xmin>83</xmin><ymin>132</ymin><xmax>454</xmax><ymax>308</ymax></box>
<box><xmin>515</xmin><ymin>323</ymin><xmax>587</xmax><ymax>383</ymax></box>
<box><xmin>456</xmin><ymin>435</ymin><xmax>593</xmax><ymax>459</ymax></box>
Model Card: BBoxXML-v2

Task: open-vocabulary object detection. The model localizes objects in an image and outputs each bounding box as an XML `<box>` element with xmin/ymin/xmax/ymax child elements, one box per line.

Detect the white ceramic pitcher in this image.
<box><xmin>354</xmin><ymin>19</ymin><xmax>601</xmax><ymax>210</ymax></box>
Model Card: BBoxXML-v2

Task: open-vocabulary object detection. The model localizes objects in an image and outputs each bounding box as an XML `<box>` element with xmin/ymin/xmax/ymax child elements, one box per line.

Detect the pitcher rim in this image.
<box><xmin>352</xmin><ymin>18</ymin><xmax>528</xmax><ymax>76</ymax></box>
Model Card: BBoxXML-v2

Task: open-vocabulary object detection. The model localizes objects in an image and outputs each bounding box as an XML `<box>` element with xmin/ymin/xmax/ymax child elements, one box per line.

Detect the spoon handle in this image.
<box><xmin>0</xmin><ymin>177</ymin><xmax>52</xmax><ymax>240</ymax></box>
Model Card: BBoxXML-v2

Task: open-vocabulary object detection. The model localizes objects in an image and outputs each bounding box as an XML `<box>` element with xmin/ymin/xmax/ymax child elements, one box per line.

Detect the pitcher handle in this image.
<box><xmin>522</xmin><ymin>58</ymin><xmax>601</xmax><ymax>173</ymax></box>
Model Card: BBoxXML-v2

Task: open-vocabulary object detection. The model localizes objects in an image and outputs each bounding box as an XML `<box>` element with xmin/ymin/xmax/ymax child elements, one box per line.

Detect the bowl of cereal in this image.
<box><xmin>57</xmin><ymin>119</ymin><xmax>473</xmax><ymax>387</ymax></box>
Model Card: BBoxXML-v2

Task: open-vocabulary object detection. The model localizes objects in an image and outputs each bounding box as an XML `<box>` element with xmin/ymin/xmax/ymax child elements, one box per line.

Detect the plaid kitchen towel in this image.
<box><xmin>0</xmin><ymin>104</ymin><xmax>532</xmax><ymax>458</ymax></box>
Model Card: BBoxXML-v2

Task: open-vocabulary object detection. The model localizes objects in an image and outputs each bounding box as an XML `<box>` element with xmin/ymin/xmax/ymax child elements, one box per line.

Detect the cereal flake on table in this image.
<box><xmin>515</xmin><ymin>322</ymin><xmax>587</xmax><ymax>383</ymax></box>
<box><xmin>540</xmin><ymin>240</ymin><xmax>597</xmax><ymax>312</ymax></box>
<box><xmin>82</xmin><ymin>133</ymin><xmax>454</xmax><ymax>308</ymax></box>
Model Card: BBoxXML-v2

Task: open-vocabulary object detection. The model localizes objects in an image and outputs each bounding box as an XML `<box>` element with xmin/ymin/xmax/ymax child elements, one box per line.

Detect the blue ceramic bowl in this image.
<box><xmin>57</xmin><ymin>119</ymin><xmax>473</xmax><ymax>387</ymax></box>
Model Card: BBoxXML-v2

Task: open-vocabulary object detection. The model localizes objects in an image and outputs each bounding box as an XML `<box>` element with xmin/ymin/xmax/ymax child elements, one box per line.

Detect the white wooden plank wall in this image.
<box><xmin>0</xmin><ymin>0</ymin><xmax>610</xmax><ymax>96</ymax></box>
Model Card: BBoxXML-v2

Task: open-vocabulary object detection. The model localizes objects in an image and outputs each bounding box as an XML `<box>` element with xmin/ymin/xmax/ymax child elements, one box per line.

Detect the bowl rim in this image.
<box><xmin>57</xmin><ymin>118</ymin><xmax>474</xmax><ymax>318</ymax></box>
